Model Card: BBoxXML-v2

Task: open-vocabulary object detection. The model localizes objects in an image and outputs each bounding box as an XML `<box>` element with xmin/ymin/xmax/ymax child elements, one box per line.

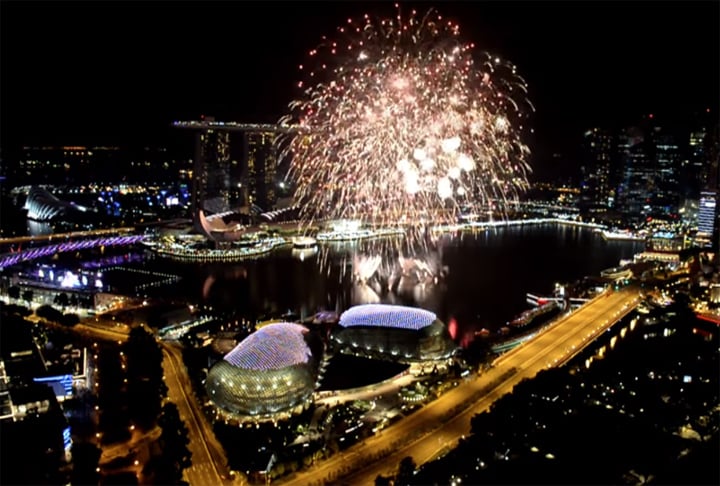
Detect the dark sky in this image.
<box><xmin>1</xmin><ymin>0</ymin><xmax>718</xmax><ymax>178</ymax></box>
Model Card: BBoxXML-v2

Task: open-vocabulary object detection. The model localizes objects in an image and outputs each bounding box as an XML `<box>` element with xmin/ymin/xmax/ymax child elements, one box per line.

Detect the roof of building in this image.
<box><xmin>339</xmin><ymin>304</ymin><xmax>438</xmax><ymax>331</ymax></box>
<box><xmin>224</xmin><ymin>322</ymin><xmax>313</xmax><ymax>371</ymax></box>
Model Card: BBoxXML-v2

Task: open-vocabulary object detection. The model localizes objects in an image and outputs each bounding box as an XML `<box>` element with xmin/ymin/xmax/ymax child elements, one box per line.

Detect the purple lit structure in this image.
<box><xmin>0</xmin><ymin>235</ymin><xmax>146</xmax><ymax>269</ymax></box>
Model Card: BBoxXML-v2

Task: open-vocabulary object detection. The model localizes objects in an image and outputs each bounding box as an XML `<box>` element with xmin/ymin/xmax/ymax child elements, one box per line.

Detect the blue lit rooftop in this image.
<box><xmin>339</xmin><ymin>304</ymin><xmax>437</xmax><ymax>331</ymax></box>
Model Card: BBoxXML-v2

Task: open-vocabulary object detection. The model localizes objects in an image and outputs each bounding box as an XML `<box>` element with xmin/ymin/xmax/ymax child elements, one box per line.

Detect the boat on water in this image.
<box><xmin>595</xmin><ymin>228</ymin><xmax>647</xmax><ymax>241</ymax></box>
<box><xmin>291</xmin><ymin>236</ymin><xmax>318</xmax><ymax>249</ymax></box>
<box><xmin>474</xmin><ymin>301</ymin><xmax>563</xmax><ymax>348</ymax></box>
<box><xmin>472</xmin><ymin>301</ymin><xmax>563</xmax><ymax>354</ymax></box>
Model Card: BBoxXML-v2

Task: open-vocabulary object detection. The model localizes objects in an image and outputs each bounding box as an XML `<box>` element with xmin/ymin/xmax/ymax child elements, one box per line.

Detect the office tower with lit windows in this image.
<box><xmin>697</xmin><ymin>190</ymin><xmax>717</xmax><ymax>248</ymax></box>
<box><xmin>654</xmin><ymin>132</ymin><xmax>682</xmax><ymax>214</ymax></box>
<box><xmin>616</xmin><ymin>116</ymin><xmax>684</xmax><ymax>218</ymax></box>
<box><xmin>244</xmin><ymin>131</ymin><xmax>279</xmax><ymax>211</ymax></box>
<box><xmin>688</xmin><ymin>129</ymin><xmax>708</xmax><ymax>196</ymax></box>
<box><xmin>580</xmin><ymin>128</ymin><xmax>614</xmax><ymax>209</ymax></box>
<box><xmin>192</xmin><ymin>123</ymin><xmax>239</xmax><ymax>214</ymax></box>
<box><xmin>616</xmin><ymin>126</ymin><xmax>654</xmax><ymax>217</ymax></box>
<box><xmin>173</xmin><ymin>119</ymin><xmax>292</xmax><ymax>234</ymax></box>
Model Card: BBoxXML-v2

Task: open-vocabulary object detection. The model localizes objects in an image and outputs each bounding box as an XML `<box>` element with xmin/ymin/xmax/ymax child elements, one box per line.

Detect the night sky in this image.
<box><xmin>1</xmin><ymin>0</ymin><xmax>718</xmax><ymax>179</ymax></box>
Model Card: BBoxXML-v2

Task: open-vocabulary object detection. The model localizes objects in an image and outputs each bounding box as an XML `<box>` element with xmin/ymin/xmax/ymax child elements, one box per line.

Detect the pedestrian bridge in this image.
<box><xmin>0</xmin><ymin>234</ymin><xmax>145</xmax><ymax>269</ymax></box>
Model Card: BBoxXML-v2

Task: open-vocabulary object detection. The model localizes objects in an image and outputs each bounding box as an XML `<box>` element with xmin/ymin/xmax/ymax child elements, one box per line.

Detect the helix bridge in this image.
<box><xmin>0</xmin><ymin>234</ymin><xmax>146</xmax><ymax>270</ymax></box>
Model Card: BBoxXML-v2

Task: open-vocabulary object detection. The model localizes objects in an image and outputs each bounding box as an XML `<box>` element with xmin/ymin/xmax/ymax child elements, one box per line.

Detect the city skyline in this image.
<box><xmin>2</xmin><ymin>3</ymin><xmax>720</xmax><ymax>485</ymax></box>
<box><xmin>1</xmin><ymin>1</ymin><xmax>718</xmax><ymax>180</ymax></box>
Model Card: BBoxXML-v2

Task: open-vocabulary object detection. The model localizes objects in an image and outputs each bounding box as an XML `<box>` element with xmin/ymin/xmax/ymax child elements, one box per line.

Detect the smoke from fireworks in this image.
<box><xmin>279</xmin><ymin>6</ymin><xmax>533</xmax><ymax>246</ymax></box>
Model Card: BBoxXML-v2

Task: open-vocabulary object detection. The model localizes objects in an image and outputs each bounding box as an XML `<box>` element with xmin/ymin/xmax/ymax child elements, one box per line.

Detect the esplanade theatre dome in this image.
<box><xmin>206</xmin><ymin>322</ymin><xmax>322</xmax><ymax>418</ymax></box>
<box><xmin>331</xmin><ymin>304</ymin><xmax>457</xmax><ymax>363</ymax></box>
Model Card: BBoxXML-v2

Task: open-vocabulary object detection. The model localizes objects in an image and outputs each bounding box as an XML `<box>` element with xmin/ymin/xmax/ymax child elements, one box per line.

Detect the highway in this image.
<box><xmin>18</xmin><ymin>285</ymin><xmax>638</xmax><ymax>485</ymax></box>
<box><xmin>279</xmin><ymin>287</ymin><xmax>640</xmax><ymax>485</ymax></box>
<box><xmin>162</xmin><ymin>342</ymin><xmax>233</xmax><ymax>486</ymax></box>
<box><xmin>23</xmin><ymin>312</ymin><xmax>130</xmax><ymax>343</ymax></box>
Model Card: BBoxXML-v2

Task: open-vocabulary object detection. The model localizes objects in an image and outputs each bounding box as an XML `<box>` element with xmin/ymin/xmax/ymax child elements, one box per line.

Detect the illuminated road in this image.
<box><xmin>280</xmin><ymin>288</ymin><xmax>640</xmax><ymax>485</ymax></box>
<box><xmin>162</xmin><ymin>342</ymin><xmax>233</xmax><ymax>486</ymax></box>
<box><xmin>26</xmin><ymin>303</ymin><xmax>232</xmax><ymax>484</ymax></box>
<box><xmin>24</xmin><ymin>312</ymin><xmax>130</xmax><ymax>343</ymax></box>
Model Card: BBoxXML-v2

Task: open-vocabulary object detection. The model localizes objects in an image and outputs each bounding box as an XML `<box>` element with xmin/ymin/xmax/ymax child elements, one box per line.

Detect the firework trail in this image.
<box><xmin>279</xmin><ymin>5</ymin><xmax>533</xmax><ymax>248</ymax></box>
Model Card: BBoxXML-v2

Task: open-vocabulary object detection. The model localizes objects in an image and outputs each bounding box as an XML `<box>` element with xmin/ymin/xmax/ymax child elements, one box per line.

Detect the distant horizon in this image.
<box><xmin>1</xmin><ymin>0</ymin><xmax>718</xmax><ymax>181</ymax></box>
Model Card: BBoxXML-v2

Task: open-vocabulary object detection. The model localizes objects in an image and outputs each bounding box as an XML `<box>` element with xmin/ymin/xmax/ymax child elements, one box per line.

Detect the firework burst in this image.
<box><xmin>279</xmin><ymin>6</ymin><xmax>533</xmax><ymax>247</ymax></box>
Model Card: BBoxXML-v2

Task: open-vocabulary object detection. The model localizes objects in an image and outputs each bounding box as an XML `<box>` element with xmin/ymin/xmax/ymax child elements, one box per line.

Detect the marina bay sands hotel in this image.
<box><xmin>172</xmin><ymin>118</ymin><xmax>297</xmax><ymax>227</ymax></box>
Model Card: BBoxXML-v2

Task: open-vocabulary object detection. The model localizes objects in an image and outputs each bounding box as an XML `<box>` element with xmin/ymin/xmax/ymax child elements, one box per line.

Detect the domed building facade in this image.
<box><xmin>206</xmin><ymin>322</ymin><xmax>323</xmax><ymax>419</ymax></box>
<box><xmin>331</xmin><ymin>304</ymin><xmax>457</xmax><ymax>365</ymax></box>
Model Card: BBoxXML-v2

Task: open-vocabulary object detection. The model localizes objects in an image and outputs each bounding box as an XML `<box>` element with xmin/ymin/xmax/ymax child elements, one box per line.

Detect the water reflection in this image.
<box><xmin>132</xmin><ymin>225</ymin><xmax>643</xmax><ymax>344</ymax></box>
<box><xmin>202</xmin><ymin>267</ymin><xmax>248</xmax><ymax>300</ymax></box>
<box><xmin>350</xmin><ymin>247</ymin><xmax>447</xmax><ymax>308</ymax></box>
<box><xmin>291</xmin><ymin>246</ymin><xmax>319</xmax><ymax>262</ymax></box>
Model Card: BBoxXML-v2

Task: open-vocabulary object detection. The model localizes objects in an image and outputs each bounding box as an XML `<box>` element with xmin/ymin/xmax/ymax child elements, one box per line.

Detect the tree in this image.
<box><xmin>61</xmin><ymin>313</ymin><xmax>80</xmax><ymax>327</ymax></box>
<box><xmin>395</xmin><ymin>456</ymin><xmax>417</xmax><ymax>486</ymax></box>
<box><xmin>96</xmin><ymin>347</ymin><xmax>131</xmax><ymax>444</ymax></box>
<box><xmin>8</xmin><ymin>285</ymin><xmax>20</xmax><ymax>300</ymax></box>
<box><xmin>125</xmin><ymin>326</ymin><xmax>167</xmax><ymax>428</ymax></box>
<box><xmin>375</xmin><ymin>474</ymin><xmax>392</xmax><ymax>486</ymax></box>
<box><xmin>151</xmin><ymin>403</ymin><xmax>192</xmax><ymax>485</ymax></box>
<box><xmin>36</xmin><ymin>304</ymin><xmax>64</xmax><ymax>323</ymax></box>
<box><xmin>21</xmin><ymin>289</ymin><xmax>34</xmax><ymax>305</ymax></box>
<box><xmin>0</xmin><ymin>302</ymin><xmax>32</xmax><ymax>317</ymax></box>
<box><xmin>70</xmin><ymin>442</ymin><xmax>101</xmax><ymax>486</ymax></box>
<box><xmin>54</xmin><ymin>292</ymin><xmax>69</xmax><ymax>309</ymax></box>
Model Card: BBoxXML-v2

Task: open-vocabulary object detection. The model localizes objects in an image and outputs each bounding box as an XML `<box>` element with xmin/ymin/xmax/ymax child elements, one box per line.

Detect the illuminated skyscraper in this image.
<box><xmin>193</xmin><ymin>127</ymin><xmax>238</xmax><ymax>216</ymax></box>
<box><xmin>173</xmin><ymin>119</ymin><xmax>293</xmax><ymax>233</ymax></box>
<box><xmin>688</xmin><ymin>129</ymin><xmax>707</xmax><ymax>195</ymax></box>
<box><xmin>654</xmin><ymin>132</ymin><xmax>681</xmax><ymax>214</ymax></box>
<box><xmin>617</xmin><ymin>126</ymin><xmax>653</xmax><ymax>217</ymax></box>
<box><xmin>697</xmin><ymin>190</ymin><xmax>717</xmax><ymax>248</ymax></box>
<box><xmin>580</xmin><ymin>128</ymin><xmax>614</xmax><ymax>209</ymax></box>
<box><xmin>683</xmin><ymin>110</ymin><xmax>719</xmax><ymax>202</ymax></box>
<box><xmin>616</xmin><ymin>117</ymin><xmax>682</xmax><ymax>218</ymax></box>
<box><xmin>245</xmin><ymin>131</ymin><xmax>279</xmax><ymax>211</ymax></box>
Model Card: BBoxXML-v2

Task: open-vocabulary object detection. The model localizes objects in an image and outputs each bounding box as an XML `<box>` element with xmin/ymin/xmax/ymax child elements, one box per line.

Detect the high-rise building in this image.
<box><xmin>704</xmin><ymin>122</ymin><xmax>720</xmax><ymax>192</ymax></box>
<box><xmin>654</xmin><ymin>132</ymin><xmax>682</xmax><ymax>214</ymax></box>
<box><xmin>245</xmin><ymin>131</ymin><xmax>279</xmax><ymax>211</ymax></box>
<box><xmin>697</xmin><ymin>190</ymin><xmax>717</xmax><ymax>248</ymax></box>
<box><xmin>687</xmin><ymin>129</ymin><xmax>707</xmax><ymax>196</ymax></box>
<box><xmin>616</xmin><ymin>117</ymin><xmax>684</xmax><ymax>218</ymax></box>
<box><xmin>174</xmin><ymin>119</ymin><xmax>293</xmax><ymax>234</ymax></box>
<box><xmin>617</xmin><ymin>126</ymin><xmax>654</xmax><ymax>217</ymax></box>
<box><xmin>192</xmin><ymin>126</ymin><xmax>242</xmax><ymax>216</ymax></box>
<box><xmin>580</xmin><ymin>128</ymin><xmax>614</xmax><ymax>209</ymax></box>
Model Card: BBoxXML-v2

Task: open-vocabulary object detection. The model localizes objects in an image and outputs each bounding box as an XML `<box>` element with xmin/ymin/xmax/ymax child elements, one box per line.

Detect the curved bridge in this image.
<box><xmin>0</xmin><ymin>234</ymin><xmax>146</xmax><ymax>269</ymax></box>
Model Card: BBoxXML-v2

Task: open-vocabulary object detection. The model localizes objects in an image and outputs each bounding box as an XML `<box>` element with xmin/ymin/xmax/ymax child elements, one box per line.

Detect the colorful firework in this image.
<box><xmin>279</xmin><ymin>5</ymin><xmax>533</xmax><ymax>247</ymax></box>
